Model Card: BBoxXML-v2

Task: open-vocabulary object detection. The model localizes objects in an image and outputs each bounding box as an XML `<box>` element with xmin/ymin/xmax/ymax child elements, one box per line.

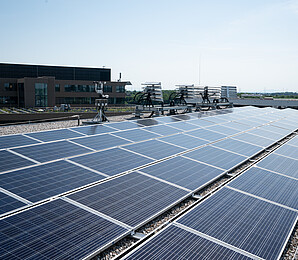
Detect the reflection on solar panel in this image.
<box><xmin>177</xmin><ymin>187</ymin><xmax>297</xmax><ymax>260</ymax></box>
<box><xmin>154</xmin><ymin>116</ymin><xmax>181</xmax><ymax>123</ymax></box>
<box><xmin>0</xmin><ymin>134</ymin><xmax>40</xmax><ymax>149</ymax></box>
<box><xmin>233</xmin><ymin>132</ymin><xmax>275</xmax><ymax>147</ymax></box>
<box><xmin>172</xmin><ymin>114</ymin><xmax>196</xmax><ymax>120</ymax></box>
<box><xmin>212</xmin><ymin>138</ymin><xmax>263</xmax><ymax>157</ymax></box>
<box><xmin>124</xmin><ymin>140</ymin><xmax>185</xmax><ymax>160</ymax></box>
<box><xmin>140</xmin><ymin>156</ymin><xmax>224</xmax><ymax>190</ymax></box>
<box><xmin>70</xmin><ymin>148</ymin><xmax>153</xmax><ymax>176</ymax></box>
<box><xmin>206</xmin><ymin>125</ymin><xmax>240</xmax><ymax>136</ymax></box>
<box><xmin>70</xmin><ymin>124</ymin><xmax>115</xmax><ymax>135</ymax></box>
<box><xmin>256</xmin><ymin>153</ymin><xmax>298</xmax><ymax>178</ymax></box>
<box><xmin>106</xmin><ymin>121</ymin><xmax>142</xmax><ymax>130</ymax></box>
<box><xmin>144</xmin><ymin>125</ymin><xmax>181</xmax><ymax>136</ymax></box>
<box><xmin>183</xmin><ymin>146</ymin><xmax>247</xmax><ymax>170</ymax></box>
<box><xmin>0</xmin><ymin>160</ymin><xmax>105</xmax><ymax>203</ymax></box>
<box><xmin>71</xmin><ymin>134</ymin><xmax>131</xmax><ymax>151</ymax></box>
<box><xmin>0</xmin><ymin>150</ymin><xmax>35</xmax><ymax>173</ymax></box>
<box><xmin>68</xmin><ymin>172</ymin><xmax>188</xmax><ymax>227</ymax></box>
<box><xmin>160</xmin><ymin>133</ymin><xmax>208</xmax><ymax>149</ymax></box>
<box><xmin>125</xmin><ymin>225</ymin><xmax>252</xmax><ymax>260</ymax></box>
<box><xmin>167</xmin><ymin>121</ymin><xmax>199</xmax><ymax>131</ymax></box>
<box><xmin>0</xmin><ymin>199</ymin><xmax>128</xmax><ymax>259</ymax></box>
<box><xmin>187</xmin><ymin>119</ymin><xmax>215</xmax><ymax>127</ymax></box>
<box><xmin>228</xmin><ymin>167</ymin><xmax>298</xmax><ymax>210</ymax></box>
<box><xmin>274</xmin><ymin>144</ymin><xmax>298</xmax><ymax>160</ymax></box>
<box><xmin>0</xmin><ymin>191</ymin><xmax>26</xmax><ymax>215</ymax></box>
<box><xmin>112</xmin><ymin>128</ymin><xmax>161</xmax><ymax>142</ymax></box>
<box><xmin>25</xmin><ymin>128</ymin><xmax>83</xmax><ymax>142</ymax></box>
<box><xmin>13</xmin><ymin>140</ymin><xmax>91</xmax><ymax>163</ymax></box>
<box><xmin>187</xmin><ymin>128</ymin><xmax>227</xmax><ymax>142</ymax></box>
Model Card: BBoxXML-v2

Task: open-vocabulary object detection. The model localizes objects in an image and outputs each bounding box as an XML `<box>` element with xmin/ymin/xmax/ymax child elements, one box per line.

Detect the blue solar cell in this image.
<box><xmin>274</xmin><ymin>144</ymin><xmax>298</xmax><ymax>160</ymax></box>
<box><xmin>0</xmin><ymin>135</ymin><xmax>40</xmax><ymax>149</ymax></box>
<box><xmin>183</xmin><ymin>145</ymin><xmax>247</xmax><ymax>170</ymax></box>
<box><xmin>177</xmin><ymin>187</ymin><xmax>298</xmax><ymax>260</ymax></box>
<box><xmin>187</xmin><ymin>128</ymin><xmax>227</xmax><ymax>142</ymax></box>
<box><xmin>71</xmin><ymin>133</ymin><xmax>132</xmax><ymax>151</ymax></box>
<box><xmin>126</xmin><ymin>225</ymin><xmax>252</xmax><ymax>260</ymax></box>
<box><xmin>167</xmin><ymin>121</ymin><xmax>199</xmax><ymax>131</ymax></box>
<box><xmin>261</xmin><ymin>125</ymin><xmax>292</xmax><ymax>136</ymax></box>
<box><xmin>206</xmin><ymin>125</ymin><xmax>241</xmax><ymax>136</ymax></box>
<box><xmin>228</xmin><ymin>167</ymin><xmax>298</xmax><ymax>210</ymax></box>
<box><xmin>202</xmin><ymin>116</ymin><xmax>228</xmax><ymax>124</ymax></box>
<box><xmin>13</xmin><ymin>140</ymin><xmax>91</xmax><ymax>163</ymax></box>
<box><xmin>124</xmin><ymin>140</ymin><xmax>185</xmax><ymax>160</ymax></box>
<box><xmin>257</xmin><ymin>153</ymin><xmax>298</xmax><ymax>178</ymax></box>
<box><xmin>187</xmin><ymin>119</ymin><xmax>215</xmax><ymax>127</ymax></box>
<box><xmin>233</xmin><ymin>132</ymin><xmax>275</xmax><ymax>147</ymax></box>
<box><xmin>160</xmin><ymin>133</ymin><xmax>208</xmax><ymax>149</ymax></box>
<box><xmin>141</xmin><ymin>156</ymin><xmax>224</xmax><ymax>190</ymax></box>
<box><xmin>25</xmin><ymin>129</ymin><xmax>84</xmax><ymax>142</ymax></box>
<box><xmin>220</xmin><ymin>122</ymin><xmax>250</xmax><ymax>131</ymax></box>
<box><xmin>70</xmin><ymin>148</ymin><xmax>153</xmax><ymax>176</ymax></box>
<box><xmin>234</xmin><ymin>119</ymin><xmax>262</xmax><ymax>127</ymax></box>
<box><xmin>134</xmin><ymin>118</ymin><xmax>160</xmax><ymax>126</ymax></box>
<box><xmin>70</xmin><ymin>124</ymin><xmax>116</xmax><ymax>135</ymax></box>
<box><xmin>0</xmin><ymin>150</ymin><xmax>35</xmax><ymax>173</ymax></box>
<box><xmin>0</xmin><ymin>199</ymin><xmax>128</xmax><ymax>260</ymax></box>
<box><xmin>270</xmin><ymin>121</ymin><xmax>297</xmax><ymax>131</ymax></box>
<box><xmin>248</xmin><ymin>128</ymin><xmax>285</xmax><ymax>141</ymax></box>
<box><xmin>0</xmin><ymin>192</ymin><xmax>26</xmax><ymax>215</ymax></box>
<box><xmin>68</xmin><ymin>172</ymin><xmax>188</xmax><ymax>227</ymax></box>
<box><xmin>112</xmin><ymin>128</ymin><xmax>161</xmax><ymax>142</ymax></box>
<box><xmin>287</xmin><ymin>136</ymin><xmax>298</xmax><ymax>147</ymax></box>
<box><xmin>107</xmin><ymin>121</ymin><xmax>142</xmax><ymax>130</ymax></box>
<box><xmin>0</xmin><ymin>160</ymin><xmax>105</xmax><ymax>203</ymax></box>
<box><xmin>144</xmin><ymin>125</ymin><xmax>181</xmax><ymax>136</ymax></box>
<box><xmin>212</xmin><ymin>138</ymin><xmax>263</xmax><ymax>157</ymax></box>
<box><xmin>154</xmin><ymin>116</ymin><xmax>181</xmax><ymax>123</ymax></box>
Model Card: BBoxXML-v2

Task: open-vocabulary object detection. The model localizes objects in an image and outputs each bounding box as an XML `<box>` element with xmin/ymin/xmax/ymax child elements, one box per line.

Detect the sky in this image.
<box><xmin>0</xmin><ymin>0</ymin><xmax>298</xmax><ymax>92</ymax></box>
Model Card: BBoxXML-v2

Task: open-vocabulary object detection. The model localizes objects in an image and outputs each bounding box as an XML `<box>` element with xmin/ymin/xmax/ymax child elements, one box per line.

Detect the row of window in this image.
<box><xmin>2</xmin><ymin>83</ymin><xmax>17</xmax><ymax>91</ymax></box>
<box><xmin>0</xmin><ymin>96</ymin><xmax>17</xmax><ymax>104</ymax></box>
<box><xmin>56</xmin><ymin>97</ymin><xmax>125</xmax><ymax>105</ymax></box>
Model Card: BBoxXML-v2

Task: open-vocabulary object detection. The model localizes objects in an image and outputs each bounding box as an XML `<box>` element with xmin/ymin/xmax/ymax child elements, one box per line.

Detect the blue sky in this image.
<box><xmin>1</xmin><ymin>0</ymin><xmax>298</xmax><ymax>92</ymax></box>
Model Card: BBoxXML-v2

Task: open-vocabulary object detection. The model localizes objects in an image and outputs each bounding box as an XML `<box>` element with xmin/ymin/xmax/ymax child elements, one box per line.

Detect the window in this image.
<box><xmin>116</xmin><ymin>86</ymin><xmax>125</xmax><ymax>93</ymax></box>
<box><xmin>55</xmin><ymin>84</ymin><xmax>60</xmax><ymax>92</ymax></box>
<box><xmin>0</xmin><ymin>96</ymin><xmax>17</xmax><ymax>104</ymax></box>
<box><xmin>64</xmin><ymin>84</ymin><xmax>95</xmax><ymax>92</ymax></box>
<box><xmin>35</xmin><ymin>83</ymin><xmax>48</xmax><ymax>107</ymax></box>
<box><xmin>4</xmin><ymin>83</ymin><xmax>17</xmax><ymax>91</ymax></box>
<box><xmin>104</xmin><ymin>85</ymin><xmax>113</xmax><ymax>93</ymax></box>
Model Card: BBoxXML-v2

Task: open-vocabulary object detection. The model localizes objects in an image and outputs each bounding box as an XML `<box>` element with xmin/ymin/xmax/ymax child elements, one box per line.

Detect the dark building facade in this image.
<box><xmin>0</xmin><ymin>63</ymin><xmax>129</xmax><ymax>107</ymax></box>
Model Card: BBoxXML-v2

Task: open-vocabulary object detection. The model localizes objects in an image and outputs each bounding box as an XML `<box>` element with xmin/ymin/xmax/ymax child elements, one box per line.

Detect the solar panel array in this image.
<box><xmin>0</xmin><ymin>106</ymin><xmax>297</xmax><ymax>259</ymax></box>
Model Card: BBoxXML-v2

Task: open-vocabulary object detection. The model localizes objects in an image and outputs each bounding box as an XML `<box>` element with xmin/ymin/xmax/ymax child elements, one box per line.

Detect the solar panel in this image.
<box><xmin>274</xmin><ymin>143</ymin><xmax>298</xmax><ymax>160</ymax></box>
<box><xmin>160</xmin><ymin>133</ymin><xmax>208</xmax><ymax>149</ymax></box>
<box><xmin>177</xmin><ymin>187</ymin><xmax>297</xmax><ymax>260</ymax></box>
<box><xmin>212</xmin><ymin>138</ymin><xmax>263</xmax><ymax>157</ymax></box>
<box><xmin>187</xmin><ymin>128</ymin><xmax>227</xmax><ymax>142</ymax></box>
<box><xmin>106</xmin><ymin>121</ymin><xmax>142</xmax><ymax>130</ymax></box>
<box><xmin>167</xmin><ymin>121</ymin><xmax>199</xmax><ymax>131</ymax></box>
<box><xmin>234</xmin><ymin>119</ymin><xmax>262</xmax><ymax>127</ymax></box>
<box><xmin>270</xmin><ymin>121</ymin><xmax>297</xmax><ymax>131</ymax></box>
<box><xmin>0</xmin><ymin>134</ymin><xmax>40</xmax><ymax>150</ymax></box>
<box><xmin>70</xmin><ymin>133</ymin><xmax>132</xmax><ymax>151</ymax></box>
<box><xmin>124</xmin><ymin>140</ymin><xmax>185</xmax><ymax>160</ymax></box>
<box><xmin>256</xmin><ymin>153</ymin><xmax>298</xmax><ymax>179</ymax></box>
<box><xmin>0</xmin><ymin>199</ymin><xmax>128</xmax><ymax>259</ymax></box>
<box><xmin>233</xmin><ymin>132</ymin><xmax>275</xmax><ymax>147</ymax></box>
<box><xmin>125</xmin><ymin>224</ymin><xmax>252</xmax><ymax>260</ymax></box>
<box><xmin>25</xmin><ymin>128</ymin><xmax>84</xmax><ymax>142</ymax></box>
<box><xmin>112</xmin><ymin>128</ymin><xmax>161</xmax><ymax>142</ymax></box>
<box><xmin>134</xmin><ymin>118</ymin><xmax>160</xmax><ymax>126</ymax></box>
<box><xmin>202</xmin><ymin>116</ymin><xmax>228</xmax><ymax>124</ymax></box>
<box><xmin>260</xmin><ymin>125</ymin><xmax>292</xmax><ymax>136</ymax></box>
<box><xmin>144</xmin><ymin>125</ymin><xmax>181</xmax><ymax>136</ymax></box>
<box><xmin>67</xmin><ymin>172</ymin><xmax>188</xmax><ymax>227</ymax></box>
<box><xmin>0</xmin><ymin>191</ymin><xmax>27</xmax><ymax>215</ymax></box>
<box><xmin>221</xmin><ymin>121</ymin><xmax>251</xmax><ymax>131</ymax></box>
<box><xmin>140</xmin><ymin>156</ymin><xmax>224</xmax><ymax>191</ymax></box>
<box><xmin>187</xmin><ymin>118</ymin><xmax>215</xmax><ymax>127</ymax></box>
<box><xmin>206</xmin><ymin>125</ymin><xmax>241</xmax><ymax>136</ymax></box>
<box><xmin>228</xmin><ymin>167</ymin><xmax>298</xmax><ymax>210</ymax></box>
<box><xmin>183</xmin><ymin>145</ymin><xmax>247</xmax><ymax>170</ymax></box>
<box><xmin>153</xmin><ymin>116</ymin><xmax>181</xmax><ymax>123</ymax></box>
<box><xmin>248</xmin><ymin>128</ymin><xmax>285</xmax><ymax>141</ymax></box>
<box><xmin>0</xmin><ymin>150</ymin><xmax>35</xmax><ymax>173</ymax></box>
<box><xmin>12</xmin><ymin>140</ymin><xmax>91</xmax><ymax>163</ymax></box>
<box><xmin>171</xmin><ymin>114</ymin><xmax>196</xmax><ymax>120</ymax></box>
<box><xmin>70</xmin><ymin>148</ymin><xmax>153</xmax><ymax>176</ymax></box>
<box><xmin>286</xmin><ymin>136</ymin><xmax>298</xmax><ymax>147</ymax></box>
<box><xmin>0</xmin><ymin>160</ymin><xmax>105</xmax><ymax>203</ymax></box>
<box><xmin>70</xmin><ymin>124</ymin><xmax>116</xmax><ymax>135</ymax></box>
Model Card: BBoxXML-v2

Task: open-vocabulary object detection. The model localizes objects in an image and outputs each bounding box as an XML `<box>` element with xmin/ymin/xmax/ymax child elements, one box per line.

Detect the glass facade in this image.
<box><xmin>103</xmin><ymin>85</ymin><xmax>113</xmax><ymax>93</ymax></box>
<box><xmin>35</xmin><ymin>83</ymin><xmax>48</xmax><ymax>107</ymax></box>
<box><xmin>4</xmin><ymin>83</ymin><xmax>17</xmax><ymax>91</ymax></box>
<box><xmin>64</xmin><ymin>84</ymin><xmax>95</xmax><ymax>92</ymax></box>
<box><xmin>116</xmin><ymin>86</ymin><xmax>125</xmax><ymax>93</ymax></box>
